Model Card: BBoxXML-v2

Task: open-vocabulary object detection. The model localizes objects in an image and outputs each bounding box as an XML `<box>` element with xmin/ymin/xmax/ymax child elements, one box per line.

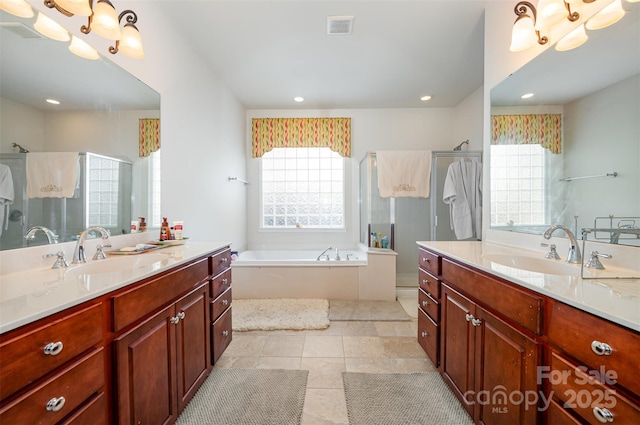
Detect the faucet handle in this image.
<box><xmin>44</xmin><ymin>251</ymin><xmax>70</xmax><ymax>269</ymax></box>
<box><xmin>93</xmin><ymin>245</ymin><xmax>108</xmax><ymax>260</ymax></box>
<box><xmin>541</xmin><ymin>243</ymin><xmax>560</xmax><ymax>260</ymax></box>
<box><xmin>585</xmin><ymin>251</ymin><xmax>612</xmax><ymax>270</ymax></box>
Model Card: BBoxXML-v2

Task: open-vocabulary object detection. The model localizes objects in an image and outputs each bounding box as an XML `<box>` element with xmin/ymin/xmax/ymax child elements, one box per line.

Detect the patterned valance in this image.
<box><xmin>139</xmin><ymin>118</ymin><xmax>160</xmax><ymax>157</ymax></box>
<box><xmin>491</xmin><ymin>114</ymin><xmax>562</xmax><ymax>154</ymax></box>
<box><xmin>252</xmin><ymin>118</ymin><xmax>351</xmax><ymax>157</ymax></box>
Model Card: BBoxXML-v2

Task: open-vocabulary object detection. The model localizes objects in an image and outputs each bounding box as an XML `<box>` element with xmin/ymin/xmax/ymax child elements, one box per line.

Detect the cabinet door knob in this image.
<box><xmin>177</xmin><ymin>311</ymin><xmax>186</xmax><ymax>320</ymax></box>
<box><xmin>222</xmin><ymin>330</ymin><xmax>229</xmax><ymax>336</ymax></box>
<box><xmin>170</xmin><ymin>316</ymin><xmax>180</xmax><ymax>324</ymax></box>
<box><xmin>422</xmin><ymin>257</ymin><xmax>429</xmax><ymax>263</ymax></box>
<box><xmin>221</xmin><ymin>299</ymin><xmax>229</xmax><ymax>306</ymax></box>
<box><xmin>421</xmin><ymin>331</ymin><xmax>429</xmax><ymax>337</ymax></box>
<box><xmin>591</xmin><ymin>341</ymin><xmax>613</xmax><ymax>356</ymax></box>
<box><xmin>222</xmin><ymin>278</ymin><xmax>228</xmax><ymax>284</ymax></box>
<box><xmin>422</xmin><ymin>279</ymin><xmax>429</xmax><ymax>285</ymax></box>
<box><xmin>471</xmin><ymin>318</ymin><xmax>482</xmax><ymax>327</ymax></box>
<box><xmin>422</xmin><ymin>301</ymin><xmax>429</xmax><ymax>307</ymax></box>
<box><xmin>221</xmin><ymin>258</ymin><xmax>228</xmax><ymax>263</ymax></box>
<box><xmin>465</xmin><ymin>313</ymin><xmax>474</xmax><ymax>322</ymax></box>
<box><xmin>46</xmin><ymin>396</ymin><xmax>66</xmax><ymax>412</ymax></box>
<box><xmin>593</xmin><ymin>406</ymin><xmax>614</xmax><ymax>423</ymax></box>
<box><xmin>43</xmin><ymin>341</ymin><xmax>64</xmax><ymax>356</ymax></box>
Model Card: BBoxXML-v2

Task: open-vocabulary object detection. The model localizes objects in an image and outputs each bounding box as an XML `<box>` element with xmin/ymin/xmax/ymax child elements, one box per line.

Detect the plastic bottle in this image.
<box><xmin>173</xmin><ymin>221</ymin><xmax>183</xmax><ymax>240</ymax></box>
<box><xmin>139</xmin><ymin>217</ymin><xmax>147</xmax><ymax>232</ymax></box>
<box><xmin>160</xmin><ymin>217</ymin><xmax>171</xmax><ymax>241</ymax></box>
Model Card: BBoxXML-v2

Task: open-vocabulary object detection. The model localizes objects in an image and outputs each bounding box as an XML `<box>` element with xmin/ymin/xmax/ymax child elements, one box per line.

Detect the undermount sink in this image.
<box><xmin>65</xmin><ymin>253</ymin><xmax>170</xmax><ymax>276</ymax></box>
<box><xmin>482</xmin><ymin>253</ymin><xmax>581</xmax><ymax>276</ymax></box>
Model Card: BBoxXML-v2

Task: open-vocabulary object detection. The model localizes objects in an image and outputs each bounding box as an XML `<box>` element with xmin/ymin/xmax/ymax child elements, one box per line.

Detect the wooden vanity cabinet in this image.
<box><xmin>210</xmin><ymin>248</ymin><xmax>232</xmax><ymax>365</ymax></box>
<box><xmin>417</xmin><ymin>247</ymin><xmax>441</xmax><ymax>367</ymax></box>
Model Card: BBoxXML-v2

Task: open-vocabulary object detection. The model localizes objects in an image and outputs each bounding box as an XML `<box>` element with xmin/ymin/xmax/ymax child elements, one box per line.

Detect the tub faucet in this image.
<box><xmin>543</xmin><ymin>225</ymin><xmax>581</xmax><ymax>264</ymax></box>
<box><xmin>317</xmin><ymin>246</ymin><xmax>332</xmax><ymax>261</ymax></box>
<box><xmin>25</xmin><ymin>226</ymin><xmax>58</xmax><ymax>244</ymax></box>
<box><xmin>335</xmin><ymin>249</ymin><xmax>341</xmax><ymax>261</ymax></box>
<box><xmin>72</xmin><ymin>226</ymin><xmax>112</xmax><ymax>264</ymax></box>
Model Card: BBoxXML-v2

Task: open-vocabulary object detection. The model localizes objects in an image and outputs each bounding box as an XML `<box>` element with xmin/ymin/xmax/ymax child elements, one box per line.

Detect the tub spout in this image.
<box><xmin>317</xmin><ymin>246</ymin><xmax>332</xmax><ymax>261</ymax></box>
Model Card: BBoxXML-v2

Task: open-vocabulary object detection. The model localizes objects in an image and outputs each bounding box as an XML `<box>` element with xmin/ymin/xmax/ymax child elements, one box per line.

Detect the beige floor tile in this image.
<box><xmin>343</xmin><ymin>336</ymin><xmax>386</xmax><ymax>358</ymax></box>
<box><xmin>301</xmin><ymin>358</ymin><xmax>346</xmax><ymax>389</ymax></box>
<box><xmin>344</xmin><ymin>357</ymin><xmax>394</xmax><ymax>373</ymax></box>
<box><xmin>260</xmin><ymin>334</ymin><xmax>305</xmax><ymax>357</ymax></box>
<box><xmin>213</xmin><ymin>355</ymin><xmax>260</xmax><ymax>369</ymax></box>
<box><xmin>223</xmin><ymin>334</ymin><xmax>268</xmax><ymax>356</ymax></box>
<box><xmin>255</xmin><ymin>356</ymin><xmax>301</xmax><ymax>369</ymax></box>
<box><xmin>381</xmin><ymin>336</ymin><xmax>428</xmax><ymax>358</ymax></box>
<box><xmin>336</xmin><ymin>321</ymin><xmax>379</xmax><ymax>336</ymax></box>
<box><xmin>374</xmin><ymin>321</ymin><xmax>416</xmax><ymax>336</ymax></box>
<box><xmin>389</xmin><ymin>358</ymin><xmax>438</xmax><ymax>373</ymax></box>
<box><xmin>302</xmin><ymin>335</ymin><xmax>345</xmax><ymax>358</ymax></box>
<box><xmin>302</xmin><ymin>389</ymin><xmax>348</xmax><ymax>425</ymax></box>
<box><xmin>397</xmin><ymin>295</ymin><xmax>419</xmax><ymax>319</ymax></box>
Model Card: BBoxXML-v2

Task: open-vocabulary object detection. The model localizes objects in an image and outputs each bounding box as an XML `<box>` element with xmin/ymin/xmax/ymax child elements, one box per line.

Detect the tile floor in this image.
<box><xmin>215</xmin><ymin>294</ymin><xmax>436</xmax><ymax>425</ymax></box>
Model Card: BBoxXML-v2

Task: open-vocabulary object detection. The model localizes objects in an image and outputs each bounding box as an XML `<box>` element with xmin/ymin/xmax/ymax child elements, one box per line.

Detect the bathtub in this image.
<box><xmin>231</xmin><ymin>246</ymin><xmax>396</xmax><ymax>300</ymax></box>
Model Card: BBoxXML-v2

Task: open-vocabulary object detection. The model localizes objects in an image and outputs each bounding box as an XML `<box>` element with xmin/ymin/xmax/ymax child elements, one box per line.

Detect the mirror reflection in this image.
<box><xmin>490</xmin><ymin>3</ymin><xmax>639</xmax><ymax>247</ymax></box>
<box><xmin>0</xmin><ymin>10</ymin><xmax>161</xmax><ymax>251</ymax></box>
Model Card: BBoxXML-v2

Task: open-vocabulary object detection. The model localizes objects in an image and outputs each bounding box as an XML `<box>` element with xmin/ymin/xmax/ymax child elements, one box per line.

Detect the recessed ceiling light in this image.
<box><xmin>46</xmin><ymin>99</ymin><xmax>60</xmax><ymax>105</ymax></box>
<box><xmin>420</xmin><ymin>95</ymin><xmax>432</xmax><ymax>102</ymax></box>
<box><xmin>294</xmin><ymin>97</ymin><xmax>304</xmax><ymax>103</ymax></box>
<box><xmin>521</xmin><ymin>93</ymin><xmax>534</xmax><ymax>99</ymax></box>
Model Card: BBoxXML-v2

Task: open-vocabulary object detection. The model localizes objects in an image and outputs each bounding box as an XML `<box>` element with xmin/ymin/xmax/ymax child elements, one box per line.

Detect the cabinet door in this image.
<box><xmin>115</xmin><ymin>305</ymin><xmax>178</xmax><ymax>425</ymax></box>
<box><xmin>175</xmin><ymin>283</ymin><xmax>211</xmax><ymax>412</ymax></box>
<box><xmin>441</xmin><ymin>284</ymin><xmax>475</xmax><ymax>417</ymax></box>
<box><xmin>474</xmin><ymin>306</ymin><xmax>539</xmax><ymax>425</ymax></box>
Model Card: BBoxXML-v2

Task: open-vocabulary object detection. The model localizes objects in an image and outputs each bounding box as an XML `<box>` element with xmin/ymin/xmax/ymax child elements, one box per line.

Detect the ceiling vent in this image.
<box><xmin>327</xmin><ymin>16</ymin><xmax>354</xmax><ymax>35</ymax></box>
<box><xmin>0</xmin><ymin>22</ymin><xmax>44</xmax><ymax>39</ymax></box>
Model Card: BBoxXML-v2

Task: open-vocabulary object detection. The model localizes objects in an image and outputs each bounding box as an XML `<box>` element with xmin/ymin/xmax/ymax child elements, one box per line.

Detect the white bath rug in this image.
<box><xmin>232</xmin><ymin>298</ymin><xmax>330</xmax><ymax>331</ymax></box>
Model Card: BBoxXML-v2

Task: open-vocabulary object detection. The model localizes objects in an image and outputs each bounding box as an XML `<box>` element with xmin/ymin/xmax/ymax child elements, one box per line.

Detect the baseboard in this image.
<box><xmin>395</xmin><ymin>287</ymin><xmax>418</xmax><ymax>298</ymax></box>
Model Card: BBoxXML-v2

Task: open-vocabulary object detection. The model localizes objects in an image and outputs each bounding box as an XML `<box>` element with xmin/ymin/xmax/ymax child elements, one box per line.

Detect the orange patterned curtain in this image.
<box><xmin>491</xmin><ymin>114</ymin><xmax>562</xmax><ymax>154</ymax></box>
<box><xmin>139</xmin><ymin>118</ymin><xmax>160</xmax><ymax>157</ymax></box>
<box><xmin>252</xmin><ymin>118</ymin><xmax>351</xmax><ymax>158</ymax></box>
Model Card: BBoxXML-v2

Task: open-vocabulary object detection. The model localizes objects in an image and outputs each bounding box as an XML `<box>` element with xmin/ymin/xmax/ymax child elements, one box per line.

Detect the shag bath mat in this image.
<box><xmin>175</xmin><ymin>368</ymin><xmax>308</xmax><ymax>425</ymax></box>
<box><xmin>232</xmin><ymin>298</ymin><xmax>330</xmax><ymax>331</ymax></box>
<box><xmin>329</xmin><ymin>300</ymin><xmax>411</xmax><ymax>321</ymax></box>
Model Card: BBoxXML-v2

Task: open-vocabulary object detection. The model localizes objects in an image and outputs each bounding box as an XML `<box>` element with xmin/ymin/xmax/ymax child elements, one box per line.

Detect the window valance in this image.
<box><xmin>491</xmin><ymin>114</ymin><xmax>562</xmax><ymax>154</ymax></box>
<box><xmin>139</xmin><ymin>118</ymin><xmax>160</xmax><ymax>157</ymax></box>
<box><xmin>251</xmin><ymin>117</ymin><xmax>351</xmax><ymax>158</ymax></box>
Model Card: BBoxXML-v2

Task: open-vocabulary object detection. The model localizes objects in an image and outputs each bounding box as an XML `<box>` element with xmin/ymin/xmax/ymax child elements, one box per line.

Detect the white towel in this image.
<box><xmin>0</xmin><ymin>164</ymin><xmax>15</xmax><ymax>237</ymax></box>
<box><xmin>443</xmin><ymin>159</ymin><xmax>483</xmax><ymax>240</ymax></box>
<box><xmin>26</xmin><ymin>152</ymin><xmax>79</xmax><ymax>198</ymax></box>
<box><xmin>376</xmin><ymin>151</ymin><xmax>432</xmax><ymax>198</ymax></box>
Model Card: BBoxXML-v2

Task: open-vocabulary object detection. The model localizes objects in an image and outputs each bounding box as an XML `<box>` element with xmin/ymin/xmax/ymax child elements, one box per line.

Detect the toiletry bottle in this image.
<box><xmin>139</xmin><ymin>217</ymin><xmax>147</xmax><ymax>232</ymax></box>
<box><xmin>173</xmin><ymin>221</ymin><xmax>183</xmax><ymax>240</ymax></box>
<box><xmin>131</xmin><ymin>220</ymin><xmax>139</xmax><ymax>233</ymax></box>
<box><xmin>160</xmin><ymin>217</ymin><xmax>171</xmax><ymax>241</ymax></box>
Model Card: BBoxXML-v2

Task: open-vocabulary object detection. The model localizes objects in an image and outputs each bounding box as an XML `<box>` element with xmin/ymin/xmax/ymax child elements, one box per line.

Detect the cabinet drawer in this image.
<box><xmin>548</xmin><ymin>300</ymin><xmax>640</xmax><ymax>396</ymax></box>
<box><xmin>418</xmin><ymin>268</ymin><xmax>440</xmax><ymax>299</ymax></box>
<box><xmin>550</xmin><ymin>352</ymin><xmax>640</xmax><ymax>425</ymax></box>
<box><xmin>212</xmin><ymin>307</ymin><xmax>232</xmax><ymax>365</ymax></box>
<box><xmin>418</xmin><ymin>288</ymin><xmax>439</xmax><ymax>323</ymax></box>
<box><xmin>417</xmin><ymin>307</ymin><xmax>439</xmax><ymax>367</ymax></box>
<box><xmin>547</xmin><ymin>398</ymin><xmax>583</xmax><ymax>425</ymax></box>
<box><xmin>112</xmin><ymin>257</ymin><xmax>209</xmax><ymax>332</ymax></box>
<box><xmin>0</xmin><ymin>303</ymin><xmax>102</xmax><ymax>401</ymax></box>
<box><xmin>441</xmin><ymin>258</ymin><xmax>542</xmax><ymax>335</ymax></box>
<box><xmin>211</xmin><ymin>287</ymin><xmax>232</xmax><ymax>322</ymax></box>
<box><xmin>418</xmin><ymin>247</ymin><xmax>440</xmax><ymax>276</ymax></box>
<box><xmin>0</xmin><ymin>348</ymin><xmax>104</xmax><ymax>425</ymax></box>
<box><xmin>210</xmin><ymin>248</ymin><xmax>231</xmax><ymax>277</ymax></box>
<box><xmin>211</xmin><ymin>268</ymin><xmax>232</xmax><ymax>299</ymax></box>
<box><xmin>60</xmin><ymin>392</ymin><xmax>106</xmax><ymax>425</ymax></box>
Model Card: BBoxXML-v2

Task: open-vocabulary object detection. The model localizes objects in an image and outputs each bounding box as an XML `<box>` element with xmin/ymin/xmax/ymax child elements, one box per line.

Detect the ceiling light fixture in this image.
<box><xmin>420</xmin><ymin>95</ymin><xmax>432</xmax><ymax>101</ymax></box>
<box><xmin>294</xmin><ymin>97</ymin><xmax>304</xmax><ymax>102</ymax></box>
<box><xmin>43</xmin><ymin>0</ymin><xmax>144</xmax><ymax>58</ymax></box>
<box><xmin>510</xmin><ymin>0</ymin><xmax>629</xmax><ymax>53</ymax></box>
<box><xmin>0</xmin><ymin>0</ymin><xmax>34</xmax><ymax>18</ymax></box>
<box><xmin>68</xmin><ymin>34</ymin><xmax>99</xmax><ymax>60</ymax></box>
<box><xmin>33</xmin><ymin>12</ymin><xmax>70</xmax><ymax>41</ymax></box>
<box><xmin>521</xmin><ymin>93</ymin><xmax>535</xmax><ymax>99</ymax></box>
<box><xmin>46</xmin><ymin>98</ymin><xmax>61</xmax><ymax>104</ymax></box>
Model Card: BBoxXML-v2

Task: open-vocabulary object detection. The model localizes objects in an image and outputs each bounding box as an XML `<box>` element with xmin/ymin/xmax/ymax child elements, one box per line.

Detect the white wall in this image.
<box><xmin>25</xmin><ymin>1</ymin><xmax>249</xmax><ymax>251</ymax></box>
<box><xmin>0</xmin><ymin>98</ymin><xmax>45</xmax><ymax>153</ymax></box>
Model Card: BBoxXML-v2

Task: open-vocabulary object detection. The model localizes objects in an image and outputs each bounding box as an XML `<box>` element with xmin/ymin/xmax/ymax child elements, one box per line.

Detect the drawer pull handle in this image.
<box><xmin>43</xmin><ymin>341</ymin><xmax>64</xmax><ymax>356</ymax></box>
<box><xmin>591</xmin><ymin>341</ymin><xmax>613</xmax><ymax>356</ymax></box>
<box><xmin>422</xmin><ymin>279</ymin><xmax>429</xmax><ymax>285</ymax></box>
<box><xmin>222</xmin><ymin>278</ymin><xmax>228</xmax><ymax>284</ymax></box>
<box><xmin>46</xmin><ymin>396</ymin><xmax>66</xmax><ymax>412</ymax></box>
<box><xmin>422</xmin><ymin>257</ymin><xmax>429</xmax><ymax>263</ymax></box>
<box><xmin>421</xmin><ymin>331</ymin><xmax>429</xmax><ymax>337</ymax></box>
<box><xmin>221</xmin><ymin>299</ymin><xmax>229</xmax><ymax>306</ymax></box>
<box><xmin>222</xmin><ymin>330</ymin><xmax>229</xmax><ymax>336</ymax></box>
<box><xmin>170</xmin><ymin>316</ymin><xmax>180</xmax><ymax>324</ymax></box>
<box><xmin>465</xmin><ymin>313</ymin><xmax>474</xmax><ymax>322</ymax></box>
<box><xmin>221</xmin><ymin>258</ymin><xmax>228</xmax><ymax>263</ymax></box>
<box><xmin>593</xmin><ymin>406</ymin><xmax>614</xmax><ymax>423</ymax></box>
<box><xmin>471</xmin><ymin>318</ymin><xmax>482</xmax><ymax>327</ymax></box>
<box><xmin>422</xmin><ymin>301</ymin><xmax>429</xmax><ymax>307</ymax></box>
<box><xmin>177</xmin><ymin>311</ymin><xmax>186</xmax><ymax>320</ymax></box>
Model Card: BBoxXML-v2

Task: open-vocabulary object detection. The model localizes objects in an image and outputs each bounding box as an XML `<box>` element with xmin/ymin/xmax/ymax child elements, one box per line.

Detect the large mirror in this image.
<box><xmin>0</xmin><ymin>9</ymin><xmax>160</xmax><ymax>251</ymax></box>
<box><xmin>490</xmin><ymin>3</ymin><xmax>639</xmax><ymax>247</ymax></box>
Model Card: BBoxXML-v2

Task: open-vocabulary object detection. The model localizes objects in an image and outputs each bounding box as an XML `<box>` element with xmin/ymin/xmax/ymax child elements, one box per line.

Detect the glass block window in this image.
<box><xmin>261</xmin><ymin>147</ymin><xmax>344</xmax><ymax>229</ymax></box>
<box><xmin>88</xmin><ymin>155</ymin><xmax>120</xmax><ymax>227</ymax></box>
<box><xmin>149</xmin><ymin>150</ymin><xmax>162</xmax><ymax>227</ymax></box>
<box><xmin>490</xmin><ymin>144</ymin><xmax>546</xmax><ymax>226</ymax></box>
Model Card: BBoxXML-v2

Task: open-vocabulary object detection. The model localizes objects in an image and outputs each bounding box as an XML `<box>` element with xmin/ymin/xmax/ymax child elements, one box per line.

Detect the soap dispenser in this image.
<box><xmin>160</xmin><ymin>217</ymin><xmax>172</xmax><ymax>241</ymax></box>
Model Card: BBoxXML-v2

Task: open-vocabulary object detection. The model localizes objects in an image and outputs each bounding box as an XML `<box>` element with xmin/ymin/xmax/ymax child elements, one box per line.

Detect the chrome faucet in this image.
<box><xmin>316</xmin><ymin>246</ymin><xmax>332</xmax><ymax>261</ymax></box>
<box><xmin>72</xmin><ymin>226</ymin><xmax>112</xmax><ymax>264</ymax></box>
<box><xmin>335</xmin><ymin>249</ymin><xmax>341</xmax><ymax>261</ymax></box>
<box><xmin>25</xmin><ymin>226</ymin><xmax>58</xmax><ymax>244</ymax></box>
<box><xmin>543</xmin><ymin>225</ymin><xmax>581</xmax><ymax>264</ymax></box>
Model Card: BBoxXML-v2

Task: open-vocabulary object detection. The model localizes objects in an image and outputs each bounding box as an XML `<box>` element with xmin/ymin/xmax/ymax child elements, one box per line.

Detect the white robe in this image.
<box><xmin>0</xmin><ymin>164</ymin><xmax>15</xmax><ymax>237</ymax></box>
<box><xmin>442</xmin><ymin>160</ymin><xmax>482</xmax><ymax>240</ymax></box>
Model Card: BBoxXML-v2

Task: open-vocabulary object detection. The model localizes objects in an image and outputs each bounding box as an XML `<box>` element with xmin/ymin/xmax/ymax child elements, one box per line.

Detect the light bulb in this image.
<box><xmin>0</xmin><ymin>0</ymin><xmax>33</xmax><ymax>18</ymax></box>
<box><xmin>34</xmin><ymin>12</ymin><xmax>70</xmax><ymax>42</ymax></box>
<box><xmin>555</xmin><ymin>24</ymin><xmax>588</xmax><ymax>51</ymax></box>
<box><xmin>586</xmin><ymin>0</ymin><xmax>626</xmax><ymax>30</ymax></box>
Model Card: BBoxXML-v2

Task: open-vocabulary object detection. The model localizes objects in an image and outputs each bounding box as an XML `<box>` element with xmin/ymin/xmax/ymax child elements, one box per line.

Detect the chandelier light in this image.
<box><xmin>109</xmin><ymin>10</ymin><xmax>144</xmax><ymax>58</ymax></box>
<box><xmin>585</xmin><ymin>0</ymin><xmax>626</xmax><ymax>29</ymax></box>
<box><xmin>69</xmin><ymin>34</ymin><xmax>99</xmax><ymax>59</ymax></box>
<box><xmin>34</xmin><ymin>11</ymin><xmax>70</xmax><ymax>41</ymax></box>
<box><xmin>510</xmin><ymin>2</ymin><xmax>549</xmax><ymax>52</ymax></box>
<box><xmin>555</xmin><ymin>23</ymin><xmax>589</xmax><ymax>50</ymax></box>
<box><xmin>0</xmin><ymin>0</ymin><xmax>34</xmax><ymax>18</ymax></box>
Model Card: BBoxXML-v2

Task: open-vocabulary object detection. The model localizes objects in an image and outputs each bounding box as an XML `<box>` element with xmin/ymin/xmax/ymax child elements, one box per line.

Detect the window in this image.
<box><xmin>490</xmin><ymin>144</ymin><xmax>546</xmax><ymax>226</ymax></box>
<box><xmin>261</xmin><ymin>147</ymin><xmax>344</xmax><ymax>229</ymax></box>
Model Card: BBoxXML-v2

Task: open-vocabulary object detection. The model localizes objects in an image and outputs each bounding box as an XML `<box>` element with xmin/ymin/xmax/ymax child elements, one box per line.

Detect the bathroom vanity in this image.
<box><xmin>0</xmin><ymin>242</ymin><xmax>232</xmax><ymax>425</ymax></box>
<box><xmin>417</xmin><ymin>241</ymin><xmax>640</xmax><ymax>425</ymax></box>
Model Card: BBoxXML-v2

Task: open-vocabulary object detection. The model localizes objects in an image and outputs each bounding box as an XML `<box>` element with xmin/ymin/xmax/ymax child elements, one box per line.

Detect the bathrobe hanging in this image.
<box><xmin>442</xmin><ymin>159</ymin><xmax>482</xmax><ymax>240</ymax></box>
<box><xmin>0</xmin><ymin>164</ymin><xmax>14</xmax><ymax>237</ymax></box>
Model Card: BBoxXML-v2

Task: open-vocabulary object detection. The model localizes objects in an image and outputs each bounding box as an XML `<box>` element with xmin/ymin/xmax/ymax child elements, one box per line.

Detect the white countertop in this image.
<box><xmin>0</xmin><ymin>242</ymin><xmax>229</xmax><ymax>334</ymax></box>
<box><xmin>417</xmin><ymin>241</ymin><xmax>640</xmax><ymax>332</ymax></box>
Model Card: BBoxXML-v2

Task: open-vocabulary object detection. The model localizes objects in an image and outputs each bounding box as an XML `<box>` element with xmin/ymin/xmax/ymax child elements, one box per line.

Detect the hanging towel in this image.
<box><xmin>0</xmin><ymin>164</ymin><xmax>14</xmax><ymax>237</ymax></box>
<box><xmin>26</xmin><ymin>152</ymin><xmax>79</xmax><ymax>198</ymax></box>
<box><xmin>376</xmin><ymin>151</ymin><xmax>432</xmax><ymax>198</ymax></box>
<box><xmin>443</xmin><ymin>159</ymin><xmax>483</xmax><ymax>240</ymax></box>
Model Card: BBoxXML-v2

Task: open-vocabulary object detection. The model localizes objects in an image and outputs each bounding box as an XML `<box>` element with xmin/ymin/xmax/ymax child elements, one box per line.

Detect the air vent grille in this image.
<box><xmin>0</xmin><ymin>22</ymin><xmax>44</xmax><ymax>39</ymax></box>
<box><xmin>327</xmin><ymin>16</ymin><xmax>354</xmax><ymax>35</ymax></box>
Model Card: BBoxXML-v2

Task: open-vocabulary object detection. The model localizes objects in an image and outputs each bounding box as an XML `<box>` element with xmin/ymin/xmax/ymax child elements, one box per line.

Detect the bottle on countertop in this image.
<box><xmin>139</xmin><ymin>217</ymin><xmax>147</xmax><ymax>232</ymax></box>
<box><xmin>160</xmin><ymin>217</ymin><xmax>172</xmax><ymax>241</ymax></box>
